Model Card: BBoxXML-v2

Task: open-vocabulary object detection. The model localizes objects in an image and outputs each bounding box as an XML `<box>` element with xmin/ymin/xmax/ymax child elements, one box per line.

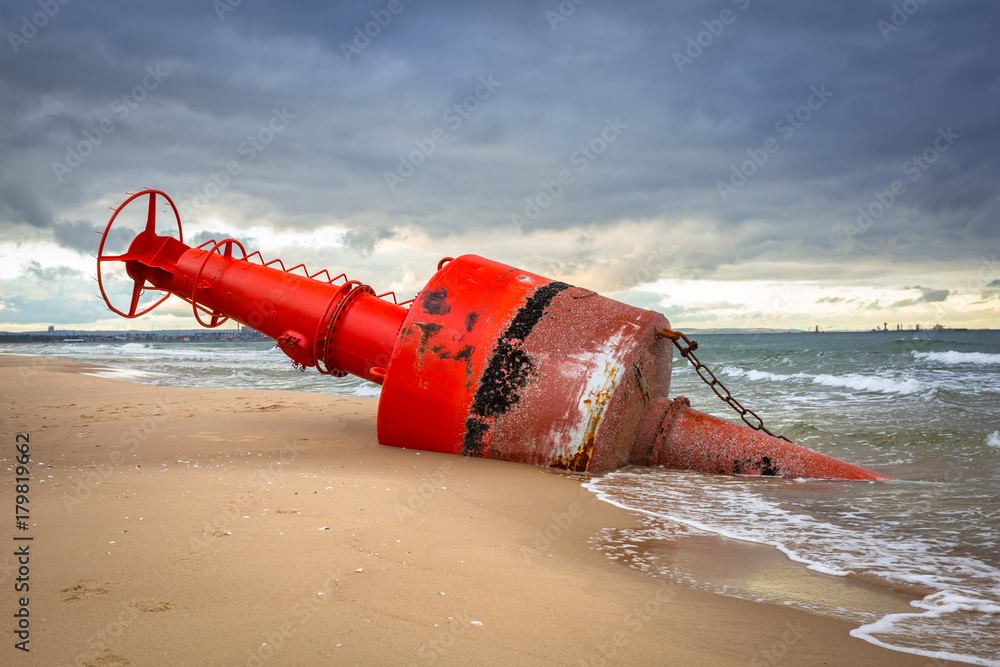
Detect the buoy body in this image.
<box><xmin>377</xmin><ymin>255</ymin><xmax>672</xmax><ymax>472</ymax></box>
<box><xmin>97</xmin><ymin>190</ymin><xmax>890</xmax><ymax>480</ymax></box>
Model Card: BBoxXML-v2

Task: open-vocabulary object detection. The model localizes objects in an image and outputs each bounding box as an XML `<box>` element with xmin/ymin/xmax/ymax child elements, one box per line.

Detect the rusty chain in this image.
<box><xmin>658</xmin><ymin>328</ymin><xmax>792</xmax><ymax>442</ymax></box>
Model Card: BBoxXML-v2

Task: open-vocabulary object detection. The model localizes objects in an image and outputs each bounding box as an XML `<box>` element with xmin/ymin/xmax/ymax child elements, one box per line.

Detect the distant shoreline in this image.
<box><xmin>1</xmin><ymin>327</ymin><xmax>995</xmax><ymax>344</ymax></box>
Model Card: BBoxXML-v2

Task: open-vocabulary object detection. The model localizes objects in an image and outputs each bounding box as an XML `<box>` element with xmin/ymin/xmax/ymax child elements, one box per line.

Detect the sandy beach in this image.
<box><xmin>1</xmin><ymin>354</ymin><xmax>964</xmax><ymax>666</ymax></box>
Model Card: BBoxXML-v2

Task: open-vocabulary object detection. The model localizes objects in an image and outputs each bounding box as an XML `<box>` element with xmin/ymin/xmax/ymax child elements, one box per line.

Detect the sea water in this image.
<box><xmin>1</xmin><ymin>340</ymin><xmax>382</xmax><ymax>397</ymax></box>
<box><xmin>586</xmin><ymin>331</ymin><xmax>1000</xmax><ymax>667</ymax></box>
<box><xmin>5</xmin><ymin>330</ymin><xmax>999</xmax><ymax>664</ymax></box>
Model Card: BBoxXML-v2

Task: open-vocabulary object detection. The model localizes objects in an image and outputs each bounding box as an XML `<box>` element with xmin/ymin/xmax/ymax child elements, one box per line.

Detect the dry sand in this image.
<box><xmin>1</xmin><ymin>354</ymin><xmax>962</xmax><ymax>666</ymax></box>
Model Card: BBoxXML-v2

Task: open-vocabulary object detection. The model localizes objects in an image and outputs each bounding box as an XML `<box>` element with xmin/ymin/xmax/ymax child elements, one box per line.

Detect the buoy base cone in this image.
<box><xmin>640</xmin><ymin>397</ymin><xmax>892</xmax><ymax>481</ymax></box>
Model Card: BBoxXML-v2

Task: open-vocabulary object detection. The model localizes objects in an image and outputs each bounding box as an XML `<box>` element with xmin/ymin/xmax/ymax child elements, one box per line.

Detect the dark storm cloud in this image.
<box><xmin>979</xmin><ymin>279</ymin><xmax>1000</xmax><ymax>303</ymax></box>
<box><xmin>52</xmin><ymin>219</ymin><xmax>100</xmax><ymax>253</ymax></box>
<box><xmin>0</xmin><ymin>182</ymin><xmax>53</xmax><ymax>227</ymax></box>
<box><xmin>892</xmin><ymin>286</ymin><xmax>950</xmax><ymax>308</ymax></box>
<box><xmin>1</xmin><ymin>0</ymin><xmax>998</xmax><ymax>284</ymax></box>
<box><xmin>342</xmin><ymin>227</ymin><xmax>397</xmax><ymax>256</ymax></box>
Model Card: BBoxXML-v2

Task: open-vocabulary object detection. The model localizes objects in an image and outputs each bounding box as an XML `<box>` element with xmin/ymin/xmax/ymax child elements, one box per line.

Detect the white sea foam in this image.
<box><xmin>851</xmin><ymin>592</ymin><xmax>1000</xmax><ymax>667</ymax></box>
<box><xmin>80</xmin><ymin>368</ymin><xmax>167</xmax><ymax>382</ymax></box>
<box><xmin>584</xmin><ymin>469</ymin><xmax>1000</xmax><ymax>666</ymax></box>
<box><xmin>721</xmin><ymin>366</ymin><xmax>924</xmax><ymax>394</ymax></box>
<box><xmin>351</xmin><ymin>382</ymin><xmax>382</xmax><ymax>398</ymax></box>
<box><xmin>721</xmin><ymin>367</ymin><xmax>799</xmax><ymax>383</ymax></box>
<box><xmin>987</xmin><ymin>431</ymin><xmax>1000</xmax><ymax>449</ymax></box>
<box><xmin>810</xmin><ymin>372</ymin><xmax>924</xmax><ymax>394</ymax></box>
<box><xmin>912</xmin><ymin>350</ymin><xmax>1000</xmax><ymax>365</ymax></box>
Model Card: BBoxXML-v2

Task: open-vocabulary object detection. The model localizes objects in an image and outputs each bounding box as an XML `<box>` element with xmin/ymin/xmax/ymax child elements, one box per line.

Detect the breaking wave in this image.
<box><xmin>912</xmin><ymin>351</ymin><xmax>1000</xmax><ymax>365</ymax></box>
<box><xmin>720</xmin><ymin>367</ymin><xmax>925</xmax><ymax>395</ymax></box>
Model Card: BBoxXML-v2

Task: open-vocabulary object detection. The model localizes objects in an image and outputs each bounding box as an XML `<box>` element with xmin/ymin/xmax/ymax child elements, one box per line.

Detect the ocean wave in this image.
<box><xmin>850</xmin><ymin>591</ymin><xmax>1000</xmax><ymax>667</ymax></box>
<box><xmin>351</xmin><ymin>382</ymin><xmax>382</xmax><ymax>398</ymax></box>
<box><xmin>811</xmin><ymin>372</ymin><xmax>924</xmax><ymax>394</ymax></box>
<box><xmin>721</xmin><ymin>366</ymin><xmax>924</xmax><ymax>395</ymax></box>
<box><xmin>720</xmin><ymin>366</ymin><xmax>798</xmax><ymax>383</ymax></box>
<box><xmin>891</xmin><ymin>337</ymin><xmax>972</xmax><ymax>352</ymax></box>
<box><xmin>2</xmin><ymin>341</ymin><xmax>278</xmax><ymax>365</ymax></box>
<box><xmin>912</xmin><ymin>350</ymin><xmax>1000</xmax><ymax>365</ymax></box>
<box><xmin>585</xmin><ymin>469</ymin><xmax>1000</xmax><ymax>667</ymax></box>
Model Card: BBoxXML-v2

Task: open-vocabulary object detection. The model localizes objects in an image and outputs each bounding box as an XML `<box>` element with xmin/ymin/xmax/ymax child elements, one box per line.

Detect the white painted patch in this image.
<box><xmin>549</xmin><ymin>325</ymin><xmax>634</xmax><ymax>460</ymax></box>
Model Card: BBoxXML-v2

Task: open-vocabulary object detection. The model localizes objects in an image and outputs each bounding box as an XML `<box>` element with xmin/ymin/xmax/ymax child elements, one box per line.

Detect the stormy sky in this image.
<box><xmin>1</xmin><ymin>0</ymin><xmax>998</xmax><ymax>332</ymax></box>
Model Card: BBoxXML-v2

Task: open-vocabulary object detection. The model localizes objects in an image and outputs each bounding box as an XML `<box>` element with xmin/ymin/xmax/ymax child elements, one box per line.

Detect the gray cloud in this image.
<box><xmin>892</xmin><ymin>286</ymin><xmax>951</xmax><ymax>308</ymax></box>
<box><xmin>979</xmin><ymin>279</ymin><xmax>1000</xmax><ymax>303</ymax></box>
<box><xmin>1</xmin><ymin>1</ymin><xmax>999</xmax><ymax>327</ymax></box>
<box><xmin>52</xmin><ymin>219</ymin><xmax>100</xmax><ymax>253</ymax></box>
<box><xmin>342</xmin><ymin>227</ymin><xmax>397</xmax><ymax>257</ymax></box>
<box><xmin>186</xmin><ymin>231</ymin><xmax>260</xmax><ymax>250</ymax></box>
<box><xmin>0</xmin><ymin>183</ymin><xmax>53</xmax><ymax>228</ymax></box>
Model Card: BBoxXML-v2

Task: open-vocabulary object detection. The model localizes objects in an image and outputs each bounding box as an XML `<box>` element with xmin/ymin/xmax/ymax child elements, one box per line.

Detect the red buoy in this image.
<box><xmin>96</xmin><ymin>190</ymin><xmax>890</xmax><ymax>480</ymax></box>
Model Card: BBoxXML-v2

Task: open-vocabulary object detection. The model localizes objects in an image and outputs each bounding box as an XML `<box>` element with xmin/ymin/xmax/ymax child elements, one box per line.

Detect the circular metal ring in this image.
<box><xmin>96</xmin><ymin>189</ymin><xmax>183</xmax><ymax>318</ymax></box>
<box><xmin>191</xmin><ymin>238</ymin><xmax>247</xmax><ymax>328</ymax></box>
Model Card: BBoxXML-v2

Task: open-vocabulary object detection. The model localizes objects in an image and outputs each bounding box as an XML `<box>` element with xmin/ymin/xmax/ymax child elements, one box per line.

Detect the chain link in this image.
<box><xmin>658</xmin><ymin>328</ymin><xmax>791</xmax><ymax>442</ymax></box>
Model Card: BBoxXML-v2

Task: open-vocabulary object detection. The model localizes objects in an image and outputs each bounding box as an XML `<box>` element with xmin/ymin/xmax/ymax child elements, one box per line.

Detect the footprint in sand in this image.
<box><xmin>135</xmin><ymin>599</ymin><xmax>174</xmax><ymax>612</ymax></box>
<box><xmin>173</xmin><ymin>553</ymin><xmax>206</xmax><ymax>567</ymax></box>
<box><xmin>62</xmin><ymin>581</ymin><xmax>109</xmax><ymax>602</ymax></box>
<box><xmin>83</xmin><ymin>649</ymin><xmax>130</xmax><ymax>666</ymax></box>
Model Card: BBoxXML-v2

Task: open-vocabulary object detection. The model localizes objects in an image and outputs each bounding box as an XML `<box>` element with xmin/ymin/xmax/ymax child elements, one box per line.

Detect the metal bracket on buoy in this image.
<box><xmin>657</xmin><ymin>327</ymin><xmax>791</xmax><ymax>443</ymax></box>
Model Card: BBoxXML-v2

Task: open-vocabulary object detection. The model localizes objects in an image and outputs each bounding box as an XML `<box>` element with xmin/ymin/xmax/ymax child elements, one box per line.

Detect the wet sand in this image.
<box><xmin>1</xmin><ymin>354</ymin><xmax>963</xmax><ymax>666</ymax></box>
